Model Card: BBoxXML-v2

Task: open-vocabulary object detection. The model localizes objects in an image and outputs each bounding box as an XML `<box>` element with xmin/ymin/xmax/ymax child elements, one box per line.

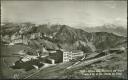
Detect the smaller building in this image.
<box><xmin>21</xmin><ymin>55</ymin><xmax>38</xmax><ymax>62</ymax></box>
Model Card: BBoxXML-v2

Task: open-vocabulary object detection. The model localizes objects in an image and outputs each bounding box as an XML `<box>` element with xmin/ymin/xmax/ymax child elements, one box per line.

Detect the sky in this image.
<box><xmin>1</xmin><ymin>1</ymin><xmax>127</xmax><ymax>27</ymax></box>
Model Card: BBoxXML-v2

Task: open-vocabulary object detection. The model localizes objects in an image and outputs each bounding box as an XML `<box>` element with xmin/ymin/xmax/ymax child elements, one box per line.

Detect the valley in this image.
<box><xmin>0</xmin><ymin>23</ymin><xmax>127</xmax><ymax>79</ymax></box>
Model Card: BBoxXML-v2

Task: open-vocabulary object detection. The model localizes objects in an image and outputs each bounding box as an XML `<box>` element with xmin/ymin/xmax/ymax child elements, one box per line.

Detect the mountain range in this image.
<box><xmin>77</xmin><ymin>24</ymin><xmax>127</xmax><ymax>37</ymax></box>
<box><xmin>1</xmin><ymin>22</ymin><xmax>127</xmax><ymax>79</ymax></box>
<box><xmin>1</xmin><ymin>22</ymin><xmax>127</xmax><ymax>53</ymax></box>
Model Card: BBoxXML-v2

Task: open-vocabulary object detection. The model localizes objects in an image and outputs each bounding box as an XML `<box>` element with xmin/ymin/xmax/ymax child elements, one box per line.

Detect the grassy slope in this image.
<box><xmin>0</xmin><ymin>44</ymin><xmax>37</xmax><ymax>79</ymax></box>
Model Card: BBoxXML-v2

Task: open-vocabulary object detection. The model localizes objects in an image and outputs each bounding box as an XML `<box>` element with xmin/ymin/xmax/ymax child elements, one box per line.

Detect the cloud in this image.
<box><xmin>113</xmin><ymin>17</ymin><xmax>127</xmax><ymax>27</ymax></box>
<box><xmin>1</xmin><ymin>1</ymin><xmax>127</xmax><ymax>27</ymax></box>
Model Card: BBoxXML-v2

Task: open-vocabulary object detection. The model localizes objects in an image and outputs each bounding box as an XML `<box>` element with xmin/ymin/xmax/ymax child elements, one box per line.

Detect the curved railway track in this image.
<box><xmin>23</xmin><ymin>54</ymin><xmax>113</xmax><ymax>79</ymax></box>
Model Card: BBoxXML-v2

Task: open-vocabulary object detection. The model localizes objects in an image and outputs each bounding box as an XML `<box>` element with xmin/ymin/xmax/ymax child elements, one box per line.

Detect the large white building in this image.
<box><xmin>62</xmin><ymin>50</ymin><xmax>84</xmax><ymax>62</ymax></box>
<box><xmin>71</xmin><ymin>50</ymin><xmax>84</xmax><ymax>59</ymax></box>
<box><xmin>63</xmin><ymin>51</ymin><xmax>72</xmax><ymax>62</ymax></box>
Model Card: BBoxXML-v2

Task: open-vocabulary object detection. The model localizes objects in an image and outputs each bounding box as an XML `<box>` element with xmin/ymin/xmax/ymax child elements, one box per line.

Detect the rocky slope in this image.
<box><xmin>1</xmin><ymin>23</ymin><xmax>127</xmax><ymax>53</ymax></box>
<box><xmin>1</xmin><ymin>22</ymin><xmax>127</xmax><ymax>79</ymax></box>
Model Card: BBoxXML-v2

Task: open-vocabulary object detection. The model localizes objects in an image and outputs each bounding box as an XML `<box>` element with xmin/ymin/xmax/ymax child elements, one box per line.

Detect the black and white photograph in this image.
<box><xmin>0</xmin><ymin>0</ymin><xmax>127</xmax><ymax>79</ymax></box>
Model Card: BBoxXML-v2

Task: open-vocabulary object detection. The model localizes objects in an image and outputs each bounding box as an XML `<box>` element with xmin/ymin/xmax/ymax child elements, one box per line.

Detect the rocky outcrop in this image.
<box><xmin>1</xmin><ymin>23</ymin><xmax>127</xmax><ymax>53</ymax></box>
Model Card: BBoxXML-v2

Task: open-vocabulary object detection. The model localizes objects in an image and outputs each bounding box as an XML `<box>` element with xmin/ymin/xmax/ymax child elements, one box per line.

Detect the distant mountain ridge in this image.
<box><xmin>76</xmin><ymin>24</ymin><xmax>127</xmax><ymax>37</ymax></box>
<box><xmin>1</xmin><ymin>23</ymin><xmax>127</xmax><ymax>53</ymax></box>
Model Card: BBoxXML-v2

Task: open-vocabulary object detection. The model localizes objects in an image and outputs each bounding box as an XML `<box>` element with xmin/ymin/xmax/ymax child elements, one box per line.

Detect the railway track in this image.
<box><xmin>23</xmin><ymin>54</ymin><xmax>113</xmax><ymax>79</ymax></box>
